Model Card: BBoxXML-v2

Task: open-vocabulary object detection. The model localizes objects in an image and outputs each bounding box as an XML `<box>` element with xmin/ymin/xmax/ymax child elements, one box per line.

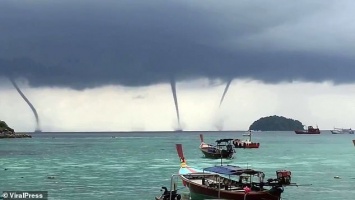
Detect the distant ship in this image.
<box><xmin>174</xmin><ymin>128</ymin><xmax>183</xmax><ymax>132</ymax></box>
<box><xmin>331</xmin><ymin>127</ymin><xmax>354</xmax><ymax>134</ymax></box>
<box><xmin>295</xmin><ymin>125</ymin><xmax>320</xmax><ymax>134</ymax></box>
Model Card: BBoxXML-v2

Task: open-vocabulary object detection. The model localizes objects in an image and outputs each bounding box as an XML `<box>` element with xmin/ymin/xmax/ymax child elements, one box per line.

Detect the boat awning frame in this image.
<box><xmin>215</xmin><ymin>139</ymin><xmax>234</xmax><ymax>144</ymax></box>
<box><xmin>203</xmin><ymin>165</ymin><xmax>262</xmax><ymax>176</ymax></box>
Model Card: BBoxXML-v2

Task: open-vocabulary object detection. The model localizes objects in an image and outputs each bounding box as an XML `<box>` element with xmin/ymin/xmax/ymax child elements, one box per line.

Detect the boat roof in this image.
<box><xmin>203</xmin><ymin>165</ymin><xmax>262</xmax><ymax>176</ymax></box>
<box><xmin>215</xmin><ymin>139</ymin><xmax>234</xmax><ymax>143</ymax></box>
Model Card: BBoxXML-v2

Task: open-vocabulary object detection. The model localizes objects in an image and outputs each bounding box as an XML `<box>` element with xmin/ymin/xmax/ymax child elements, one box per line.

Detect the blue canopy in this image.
<box><xmin>203</xmin><ymin>165</ymin><xmax>261</xmax><ymax>175</ymax></box>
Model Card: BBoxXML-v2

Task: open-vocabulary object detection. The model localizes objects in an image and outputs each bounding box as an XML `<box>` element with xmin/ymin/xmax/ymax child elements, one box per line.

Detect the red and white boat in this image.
<box><xmin>233</xmin><ymin>130</ymin><xmax>260</xmax><ymax>148</ymax></box>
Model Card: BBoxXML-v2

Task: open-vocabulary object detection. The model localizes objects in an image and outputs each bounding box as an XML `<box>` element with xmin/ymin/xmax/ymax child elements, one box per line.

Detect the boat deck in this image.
<box><xmin>188</xmin><ymin>177</ymin><xmax>251</xmax><ymax>192</ymax></box>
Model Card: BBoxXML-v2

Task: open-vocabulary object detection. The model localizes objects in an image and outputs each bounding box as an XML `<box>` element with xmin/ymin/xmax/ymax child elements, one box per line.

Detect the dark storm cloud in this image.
<box><xmin>0</xmin><ymin>0</ymin><xmax>354</xmax><ymax>89</ymax></box>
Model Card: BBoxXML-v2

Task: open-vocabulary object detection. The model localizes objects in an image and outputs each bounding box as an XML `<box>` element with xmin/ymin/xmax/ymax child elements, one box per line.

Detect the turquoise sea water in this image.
<box><xmin>1</xmin><ymin>131</ymin><xmax>355</xmax><ymax>200</ymax></box>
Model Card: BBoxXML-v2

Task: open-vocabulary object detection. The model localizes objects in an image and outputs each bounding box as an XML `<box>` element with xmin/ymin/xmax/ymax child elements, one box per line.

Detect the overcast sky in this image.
<box><xmin>1</xmin><ymin>0</ymin><xmax>355</xmax><ymax>131</ymax></box>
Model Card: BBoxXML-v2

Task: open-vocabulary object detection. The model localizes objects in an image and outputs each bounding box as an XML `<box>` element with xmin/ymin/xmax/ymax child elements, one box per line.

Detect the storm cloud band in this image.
<box><xmin>1</xmin><ymin>0</ymin><xmax>355</xmax><ymax>89</ymax></box>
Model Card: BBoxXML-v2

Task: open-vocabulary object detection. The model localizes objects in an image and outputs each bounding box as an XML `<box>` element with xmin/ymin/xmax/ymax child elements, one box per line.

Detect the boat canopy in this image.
<box><xmin>215</xmin><ymin>139</ymin><xmax>234</xmax><ymax>143</ymax></box>
<box><xmin>203</xmin><ymin>165</ymin><xmax>262</xmax><ymax>176</ymax></box>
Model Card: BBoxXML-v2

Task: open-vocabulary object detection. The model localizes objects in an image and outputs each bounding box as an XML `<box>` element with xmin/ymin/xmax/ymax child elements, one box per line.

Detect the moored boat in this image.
<box><xmin>176</xmin><ymin>144</ymin><xmax>298</xmax><ymax>200</ymax></box>
<box><xmin>295</xmin><ymin>125</ymin><xmax>320</xmax><ymax>134</ymax></box>
<box><xmin>233</xmin><ymin>130</ymin><xmax>260</xmax><ymax>149</ymax></box>
<box><xmin>199</xmin><ymin>134</ymin><xmax>234</xmax><ymax>159</ymax></box>
<box><xmin>331</xmin><ymin>127</ymin><xmax>354</xmax><ymax>134</ymax></box>
<box><xmin>155</xmin><ymin>186</ymin><xmax>182</xmax><ymax>200</ymax></box>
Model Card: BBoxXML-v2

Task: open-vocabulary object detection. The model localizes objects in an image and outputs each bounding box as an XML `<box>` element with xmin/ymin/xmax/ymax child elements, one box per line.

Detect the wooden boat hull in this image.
<box><xmin>294</xmin><ymin>130</ymin><xmax>320</xmax><ymax>134</ymax></box>
<box><xmin>200</xmin><ymin>147</ymin><xmax>233</xmax><ymax>159</ymax></box>
<box><xmin>182</xmin><ymin>176</ymin><xmax>282</xmax><ymax>200</ymax></box>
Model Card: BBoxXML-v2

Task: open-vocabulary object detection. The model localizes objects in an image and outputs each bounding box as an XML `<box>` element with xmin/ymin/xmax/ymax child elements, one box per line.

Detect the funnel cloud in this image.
<box><xmin>170</xmin><ymin>76</ymin><xmax>181</xmax><ymax>130</ymax></box>
<box><xmin>9</xmin><ymin>78</ymin><xmax>41</xmax><ymax>132</ymax></box>
<box><xmin>219</xmin><ymin>79</ymin><xmax>233</xmax><ymax>108</ymax></box>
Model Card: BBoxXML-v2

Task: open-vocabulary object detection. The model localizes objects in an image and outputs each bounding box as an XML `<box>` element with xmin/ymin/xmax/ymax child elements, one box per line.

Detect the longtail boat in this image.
<box><xmin>176</xmin><ymin>144</ymin><xmax>300</xmax><ymax>200</ymax></box>
<box><xmin>199</xmin><ymin>134</ymin><xmax>234</xmax><ymax>159</ymax></box>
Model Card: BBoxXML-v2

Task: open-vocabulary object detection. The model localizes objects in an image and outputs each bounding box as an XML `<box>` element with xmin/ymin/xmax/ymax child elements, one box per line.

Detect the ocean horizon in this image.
<box><xmin>1</xmin><ymin>131</ymin><xmax>354</xmax><ymax>200</ymax></box>
<box><xmin>18</xmin><ymin>129</ymin><xmax>338</xmax><ymax>134</ymax></box>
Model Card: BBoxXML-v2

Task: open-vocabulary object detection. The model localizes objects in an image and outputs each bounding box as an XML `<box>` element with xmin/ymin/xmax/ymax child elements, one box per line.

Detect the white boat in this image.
<box><xmin>242</xmin><ymin>130</ymin><xmax>261</xmax><ymax>136</ymax></box>
<box><xmin>331</xmin><ymin>127</ymin><xmax>354</xmax><ymax>134</ymax></box>
<box><xmin>242</xmin><ymin>132</ymin><xmax>251</xmax><ymax>136</ymax></box>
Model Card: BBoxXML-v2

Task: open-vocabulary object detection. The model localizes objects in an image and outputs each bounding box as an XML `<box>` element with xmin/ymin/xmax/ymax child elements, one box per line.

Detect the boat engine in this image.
<box><xmin>155</xmin><ymin>186</ymin><xmax>181</xmax><ymax>200</ymax></box>
<box><xmin>276</xmin><ymin>170</ymin><xmax>291</xmax><ymax>185</ymax></box>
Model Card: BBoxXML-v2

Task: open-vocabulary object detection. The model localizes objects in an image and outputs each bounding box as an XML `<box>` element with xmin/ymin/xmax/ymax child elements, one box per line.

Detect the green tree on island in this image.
<box><xmin>0</xmin><ymin>120</ymin><xmax>14</xmax><ymax>132</ymax></box>
<box><xmin>0</xmin><ymin>120</ymin><xmax>31</xmax><ymax>138</ymax></box>
<box><xmin>249</xmin><ymin>115</ymin><xmax>304</xmax><ymax>131</ymax></box>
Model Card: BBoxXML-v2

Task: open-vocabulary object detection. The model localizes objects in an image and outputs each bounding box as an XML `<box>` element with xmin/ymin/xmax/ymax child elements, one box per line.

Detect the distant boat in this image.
<box><xmin>174</xmin><ymin>128</ymin><xmax>183</xmax><ymax>132</ymax></box>
<box><xmin>199</xmin><ymin>134</ymin><xmax>234</xmax><ymax>159</ymax></box>
<box><xmin>233</xmin><ymin>130</ymin><xmax>260</xmax><ymax>148</ymax></box>
<box><xmin>242</xmin><ymin>132</ymin><xmax>251</xmax><ymax>136</ymax></box>
<box><xmin>295</xmin><ymin>125</ymin><xmax>320</xmax><ymax>134</ymax></box>
<box><xmin>331</xmin><ymin>127</ymin><xmax>354</xmax><ymax>134</ymax></box>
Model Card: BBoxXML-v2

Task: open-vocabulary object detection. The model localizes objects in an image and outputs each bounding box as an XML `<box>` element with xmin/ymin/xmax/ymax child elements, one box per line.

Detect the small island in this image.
<box><xmin>0</xmin><ymin>120</ymin><xmax>32</xmax><ymax>139</ymax></box>
<box><xmin>249</xmin><ymin>115</ymin><xmax>304</xmax><ymax>131</ymax></box>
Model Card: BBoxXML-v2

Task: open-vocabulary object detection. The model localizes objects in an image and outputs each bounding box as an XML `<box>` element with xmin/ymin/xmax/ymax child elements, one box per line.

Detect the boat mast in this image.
<box><xmin>220</xmin><ymin>144</ymin><xmax>223</xmax><ymax>166</ymax></box>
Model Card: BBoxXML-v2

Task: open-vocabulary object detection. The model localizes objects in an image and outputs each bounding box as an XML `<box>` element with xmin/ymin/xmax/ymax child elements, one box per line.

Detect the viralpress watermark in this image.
<box><xmin>2</xmin><ymin>191</ymin><xmax>48</xmax><ymax>200</ymax></box>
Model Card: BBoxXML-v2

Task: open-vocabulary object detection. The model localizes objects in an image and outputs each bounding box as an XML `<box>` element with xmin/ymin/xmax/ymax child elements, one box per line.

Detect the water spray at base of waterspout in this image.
<box><xmin>215</xmin><ymin>121</ymin><xmax>224</xmax><ymax>131</ymax></box>
<box><xmin>9</xmin><ymin>78</ymin><xmax>41</xmax><ymax>132</ymax></box>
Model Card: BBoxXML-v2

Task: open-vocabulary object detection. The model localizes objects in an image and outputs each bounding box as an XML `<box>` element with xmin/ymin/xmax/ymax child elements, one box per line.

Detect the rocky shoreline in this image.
<box><xmin>0</xmin><ymin>120</ymin><xmax>32</xmax><ymax>139</ymax></box>
<box><xmin>0</xmin><ymin>130</ymin><xmax>32</xmax><ymax>139</ymax></box>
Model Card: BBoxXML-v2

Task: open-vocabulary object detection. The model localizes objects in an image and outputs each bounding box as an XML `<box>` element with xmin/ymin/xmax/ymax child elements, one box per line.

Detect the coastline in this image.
<box><xmin>0</xmin><ymin>132</ymin><xmax>32</xmax><ymax>139</ymax></box>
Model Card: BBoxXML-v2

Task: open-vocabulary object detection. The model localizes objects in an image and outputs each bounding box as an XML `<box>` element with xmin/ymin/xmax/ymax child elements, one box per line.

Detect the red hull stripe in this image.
<box><xmin>186</xmin><ymin>167</ymin><xmax>197</xmax><ymax>173</ymax></box>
